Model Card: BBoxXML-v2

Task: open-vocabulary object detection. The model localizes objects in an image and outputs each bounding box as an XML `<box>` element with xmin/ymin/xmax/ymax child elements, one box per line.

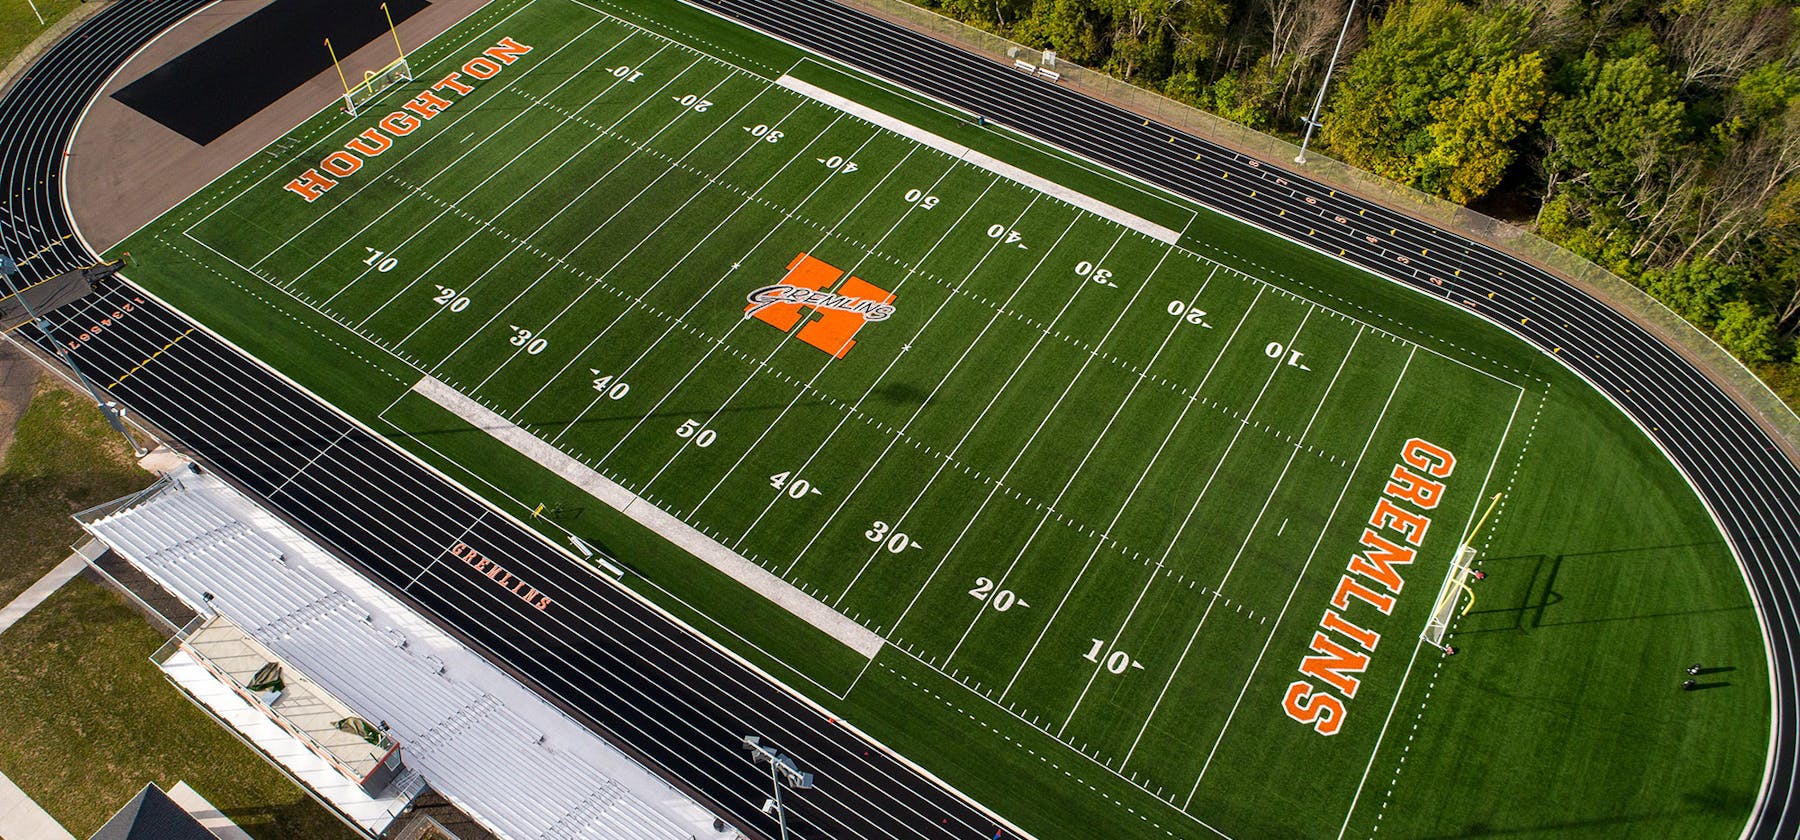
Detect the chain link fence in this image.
<box><xmin>838</xmin><ymin>0</ymin><xmax>1800</xmax><ymax>457</ymax></box>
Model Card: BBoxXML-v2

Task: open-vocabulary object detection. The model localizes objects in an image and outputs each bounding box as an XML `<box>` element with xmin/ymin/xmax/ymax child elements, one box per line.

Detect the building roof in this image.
<box><xmin>90</xmin><ymin>783</ymin><xmax>215</xmax><ymax>840</ymax></box>
<box><xmin>85</xmin><ymin>472</ymin><xmax>706</xmax><ymax>840</ymax></box>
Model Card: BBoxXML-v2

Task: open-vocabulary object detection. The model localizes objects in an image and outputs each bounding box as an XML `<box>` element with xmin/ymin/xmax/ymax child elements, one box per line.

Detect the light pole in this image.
<box><xmin>0</xmin><ymin>254</ymin><xmax>144</xmax><ymax>456</ymax></box>
<box><xmin>1295</xmin><ymin>0</ymin><xmax>1358</xmax><ymax>165</ymax></box>
<box><xmin>741</xmin><ymin>735</ymin><xmax>813</xmax><ymax>840</ymax></box>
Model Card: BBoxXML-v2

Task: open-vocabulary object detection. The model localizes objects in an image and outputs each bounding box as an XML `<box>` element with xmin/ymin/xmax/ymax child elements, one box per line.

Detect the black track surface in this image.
<box><xmin>112</xmin><ymin>0</ymin><xmax>429</xmax><ymax>145</ymax></box>
<box><xmin>2</xmin><ymin>0</ymin><xmax>1796</xmax><ymax>837</ymax></box>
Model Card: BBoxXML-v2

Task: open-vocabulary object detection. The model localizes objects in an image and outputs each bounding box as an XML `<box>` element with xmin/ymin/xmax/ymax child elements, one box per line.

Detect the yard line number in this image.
<box><xmin>1075</xmin><ymin>260</ymin><xmax>1116</xmax><ymax>288</ymax></box>
<box><xmin>362</xmin><ymin>247</ymin><xmax>398</xmax><ymax>272</ymax></box>
<box><xmin>903</xmin><ymin>188</ymin><xmax>940</xmax><ymax>209</ymax></box>
<box><xmin>675</xmin><ymin>94</ymin><xmax>712</xmax><ymax>112</ymax></box>
<box><xmin>1166</xmin><ymin>300</ymin><xmax>1212</xmax><ymax>328</ymax></box>
<box><xmin>1083</xmin><ymin>639</ymin><xmax>1144</xmax><ymax>674</ymax></box>
<box><xmin>610</xmin><ymin>65</ymin><xmax>643</xmax><ymax>82</ymax></box>
<box><xmin>676</xmin><ymin>418</ymin><xmax>716</xmax><ymax>447</ymax></box>
<box><xmin>1264</xmin><ymin>341</ymin><xmax>1312</xmax><ymax>371</ymax></box>
<box><xmin>509</xmin><ymin>327</ymin><xmax>547</xmax><ymax>355</ymax></box>
<box><xmin>589</xmin><ymin>371</ymin><xmax>629</xmax><ymax>400</ymax></box>
<box><xmin>432</xmin><ymin>286</ymin><xmax>471</xmax><ymax>312</ymax></box>
<box><xmin>819</xmin><ymin>155</ymin><xmax>859</xmax><ymax>173</ymax></box>
<box><xmin>864</xmin><ymin>520</ymin><xmax>921</xmax><ymax>554</ymax></box>
<box><xmin>969</xmin><ymin>576</ymin><xmax>1027</xmax><ymax>611</ymax></box>
<box><xmin>768</xmin><ymin>471</ymin><xmax>821</xmax><ymax>498</ymax></box>
<box><xmin>744</xmin><ymin>123</ymin><xmax>783</xmax><ymax>143</ymax></box>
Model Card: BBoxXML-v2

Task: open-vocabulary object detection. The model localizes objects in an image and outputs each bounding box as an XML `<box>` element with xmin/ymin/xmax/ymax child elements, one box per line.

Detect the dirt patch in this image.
<box><xmin>0</xmin><ymin>340</ymin><xmax>41</xmax><ymax>464</ymax></box>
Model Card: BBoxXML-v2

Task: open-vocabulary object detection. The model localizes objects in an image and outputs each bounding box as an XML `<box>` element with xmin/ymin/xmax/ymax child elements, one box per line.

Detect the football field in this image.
<box><xmin>124</xmin><ymin>0</ymin><xmax>1535</xmax><ymax>834</ymax></box>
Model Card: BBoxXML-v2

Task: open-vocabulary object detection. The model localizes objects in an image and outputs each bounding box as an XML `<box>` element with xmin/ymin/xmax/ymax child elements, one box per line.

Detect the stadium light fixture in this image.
<box><xmin>1295</xmin><ymin>0</ymin><xmax>1357</xmax><ymax>165</ymax></box>
<box><xmin>0</xmin><ymin>252</ymin><xmax>145</xmax><ymax>456</ymax></box>
<box><xmin>741</xmin><ymin>735</ymin><xmax>813</xmax><ymax>840</ymax></box>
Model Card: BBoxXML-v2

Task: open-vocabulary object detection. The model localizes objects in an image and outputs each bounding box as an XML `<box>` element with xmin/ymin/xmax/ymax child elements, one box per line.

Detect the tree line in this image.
<box><xmin>910</xmin><ymin>0</ymin><xmax>1800</xmax><ymax>407</ymax></box>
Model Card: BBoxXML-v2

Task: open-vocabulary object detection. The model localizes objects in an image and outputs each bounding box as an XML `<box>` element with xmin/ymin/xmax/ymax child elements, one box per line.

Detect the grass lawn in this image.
<box><xmin>0</xmin><ymin>577</ymin><xmax>361</xmax><ymax>840</ymax></box>
<box><xmin>0</xmin><ymin>0</ymin><xmax>83</xmax><ymax>70</ymax></box>
<box><xmin>0</xmin><ymin>376</ymin><xmax>147</xmax><ymax>605</ymax></box>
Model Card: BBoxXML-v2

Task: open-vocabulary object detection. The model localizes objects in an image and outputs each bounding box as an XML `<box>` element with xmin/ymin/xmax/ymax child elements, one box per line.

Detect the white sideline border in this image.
<box><xmin>775</xmin><ymin>74</ymin><xmax>1182</xmax><ymax>246</ymax></box>
<box><xmin>411</xmin><ymin>375</ymin><xmax>886</xmax><ymax>659</ymax></box>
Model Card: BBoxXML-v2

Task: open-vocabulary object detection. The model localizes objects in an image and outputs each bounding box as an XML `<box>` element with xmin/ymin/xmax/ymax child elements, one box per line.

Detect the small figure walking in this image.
<box><xmin>1472</xmin><ymin>569</ymin><xmax>1487</xmax><ymax>581</ymax></box>
<box><xmin>976</xmin><ymin>115</ymin><xmax>986</xmax><ymax>127</ymax></box>
<box><xmin>1442</xmin><ymin>644</ymin><xmax>1457</xmax><ymax>656</ymax></box>
<box><xmin>1686</xmin><ymin>663</ymin><xmax>1702</xmax><ymax>676</ymax></box>
<box><xmin>1682</xmin><ymin>679</ymin><xmax>1698</xmax><ymax>691</ymax></box>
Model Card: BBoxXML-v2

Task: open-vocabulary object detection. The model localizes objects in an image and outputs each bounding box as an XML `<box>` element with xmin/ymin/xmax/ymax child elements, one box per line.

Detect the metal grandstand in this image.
<box><xmin>77</xmin><ymin>466</ymin><xmax>721</xmax><ymax>840</ymax></box>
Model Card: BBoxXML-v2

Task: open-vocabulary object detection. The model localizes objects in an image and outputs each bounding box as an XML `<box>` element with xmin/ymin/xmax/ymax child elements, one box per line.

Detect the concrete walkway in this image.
<box><xmin>0</xmin><ymin>541</ymin><xmax>102</xmax><ymax>637</ymax></box>
<box><xmin>0</xmin><ymin>771</ymin><xmax>74</xmax><ymax>840</ymax></box>
<box><xmin>0</xmin><ymin>547</ymin><xmax>98</xmax><ymax>840</ymax></box>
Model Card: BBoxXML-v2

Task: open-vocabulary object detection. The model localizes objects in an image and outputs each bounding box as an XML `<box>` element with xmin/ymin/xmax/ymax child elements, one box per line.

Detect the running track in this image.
<box><xmin>2</xmin><ymin>0</ymin><xmax>1797</xmax><ymax>837</ymax></box>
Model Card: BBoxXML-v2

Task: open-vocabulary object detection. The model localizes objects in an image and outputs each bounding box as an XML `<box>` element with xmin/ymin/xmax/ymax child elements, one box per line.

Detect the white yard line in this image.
<box><xmin>880</xmin><ymin>225</ymin><xmax>1131</xmax><ymax>636</ymax></box>
<box><xmin>182</xmin><ymin>0</ymin><xmax>542</xmax><ymax>240</ymax></box>
<box><xmin>736</xmin><ymin>175</ymin><xmax>1011</xmax><ymax>559</ymax></box>
<box><xmin>250</xmin><ymin>17</ymin><xmax>621</xmax><ymax>272</ymax></box>
<box><xmin>819</xmin><ymin>210</ymin><xmax>1082</xmax><ymax>604</ymax></box>
<box><xmin>1064</xmin><ymin>326</ymin><xmax>1365</xmax><ymax>738</ymax></box>
<box><xmin>776</xmin><ymin>75</ymin><xmax>1181</xmax><ymax>245</ymax></box>
<box><xmin>684</xmin><ymin>155</ymin><xmax>974</xmax><ymax>520</ymax></box>
<box><xmin>405</xmin><ymin>57</ymin><xmax>724</xmax><ymax>360</ymax></box>
<box><xmin>941</xmin><ymin>243</ymin><xmax>1192</xmax><ymax>671</ymax></box>
<box><xmin>1175</xmin><ymin>347</ymin><xmax>1420</xmax><ymax>809</ymax></box>
<box><xmin>576</xmin><ymin>125</ymin><xmax>891</xmax><ymax>464</ymax></box>
<box><xmin>462</xmin><ymin>84</ymin><xmax>781</xmax><ymax>389</ymax></box>
<box><xmin>628</xmin><ymin>143</ymin><xmax>925</xmax><ymax>501</ymax></box>
<box><xmin>348</xmin><ymin>40</ymin><xmax>679</xmax><ymax>321</ymax></box>
<box><xmin>990</xmin><ymin>262</ymin><xmax>1222</xmax><ymax>701</ymax></box>
<box><xmin>507</xmin><ymin>98</ymin><xmax>827</xmax><ymax>421</ymax></box>
<box><xmin>411</xmin><ymin>375</ymin><xmax>883</xmax><ymax>658</ymax></box>
<box><xmin>995</xmin><ymin>283</ymin><xmax>1268</xmax><ymax>696</ymax></box>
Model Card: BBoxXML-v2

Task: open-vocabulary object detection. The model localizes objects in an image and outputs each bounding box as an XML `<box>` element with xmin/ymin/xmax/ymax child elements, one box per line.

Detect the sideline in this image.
<box><xmin>410</xmin><ymin>375</ymin><xmax>886</xmax><ymax>659</ymax></box>
<box><xmin>776</xmin><ymin>74</ymin><xmax>1183</xmax><ymax>245</ymax></box>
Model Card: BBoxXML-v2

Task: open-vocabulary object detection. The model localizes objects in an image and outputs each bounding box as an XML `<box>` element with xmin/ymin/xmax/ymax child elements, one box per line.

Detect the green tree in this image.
<box><xmin>1319</xmin><ymin>0</ymin><xmax>1541</xmax><ymax>201</ymax></box>
<box><xmin>1417</xmin><ymin>51</ymin><xmax>1548</xmax><ymax>202</ymax></box>
<box><xmin>1713</xmin><ymin>300</ymin><xmax>1780</xmax><ymax>362</ymax></box>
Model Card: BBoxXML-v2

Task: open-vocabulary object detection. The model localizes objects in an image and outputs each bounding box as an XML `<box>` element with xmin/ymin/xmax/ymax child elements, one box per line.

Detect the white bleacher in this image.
<box><xmin>85</xmin><ymin>474</ymin><xmax>708</xmax><ymax>840</ymax></box>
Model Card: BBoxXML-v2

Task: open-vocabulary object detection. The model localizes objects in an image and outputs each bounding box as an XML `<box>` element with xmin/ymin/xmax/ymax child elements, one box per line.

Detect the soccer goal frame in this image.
<box><xmin>1421</xmin><ymin>544</ymin><xmax>1477</xmax><ymax>646</ymax></box>
<box><xmin>1420</xmin><ymin>492</ymin><xmax>1504</xmax><ymax>647</ymax></box>
<box><xmin>343</xmin><ymin>57</ymin><xmax>413</xmax><ymax>116</ymax></box>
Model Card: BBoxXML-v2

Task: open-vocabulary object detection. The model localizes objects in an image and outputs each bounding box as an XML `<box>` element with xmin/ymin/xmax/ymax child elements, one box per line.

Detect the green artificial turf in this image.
<box><xmin>103</xmin><ymin>0</ymin><xmax>1768</xmax><ymax>835</ymax></box>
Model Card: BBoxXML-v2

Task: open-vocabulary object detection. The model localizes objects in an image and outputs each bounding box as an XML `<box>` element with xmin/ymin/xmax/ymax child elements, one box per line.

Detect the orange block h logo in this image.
<box><xmin>744</xmin><ymin>253</ymin><xmax>895</xmax><ymax>358</ymax></box>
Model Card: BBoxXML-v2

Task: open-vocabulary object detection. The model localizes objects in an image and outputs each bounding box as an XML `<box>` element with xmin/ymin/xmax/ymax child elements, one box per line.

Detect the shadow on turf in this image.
<box><xmin>1448</xmin><ymin>541</ymin><xmax>1737</xmax><ymax>635</ymax></box>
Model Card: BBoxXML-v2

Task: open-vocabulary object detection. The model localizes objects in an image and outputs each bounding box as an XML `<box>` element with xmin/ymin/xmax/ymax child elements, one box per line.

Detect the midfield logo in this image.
<box><xmin>744</xmin><ymin>253</ymin><xmax>895</xmax><ymax>358</ymax></box>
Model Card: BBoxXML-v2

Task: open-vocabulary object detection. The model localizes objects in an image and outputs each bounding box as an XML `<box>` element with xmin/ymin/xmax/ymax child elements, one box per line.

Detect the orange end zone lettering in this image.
<box><xmin>1283</xmin><ymin>681</ymin><xmax>1345</xmax><ymax>736</ymax></box>
<box><xmin>483</xmin><ymin>37</ymin><xmax>532</xmax><ymax>65</ymax></box>
<box><xmin>1298</xmin><ymin>631</ymin><xmax>1370</xmax><ymax>698</ymax></box>
<box><xmin>1402</xmin><ymin>437</ymin><xmax>1456</xmax><ymax>478</ymax></box>
<box><xmin>1384</xmin><ymin>463</ymin><xmax>1445</xmax><ymax>510</ymax></box>
<box><xmin>283</xmin><ymin>168</ymin><xmax>337</xmax><ymax>202</ymax></box>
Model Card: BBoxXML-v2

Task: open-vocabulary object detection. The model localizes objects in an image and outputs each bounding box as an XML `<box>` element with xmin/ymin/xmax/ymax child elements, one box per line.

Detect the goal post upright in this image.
<box><xmin>335</xmin><ymin>4</ymin><xmax>414</xmax><ymax>116</ymax></box>
<box><xmin>1421</xmin><ymin>492</ymin><xmax>1504</xmax><ymax>646</ymax></box>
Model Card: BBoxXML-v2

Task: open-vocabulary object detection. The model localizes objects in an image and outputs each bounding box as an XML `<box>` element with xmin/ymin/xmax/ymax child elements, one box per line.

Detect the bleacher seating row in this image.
<box><xmin>89</xmin><ymin>478</ymin><xmax>689</xmax><ymax>840</ymax></box>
